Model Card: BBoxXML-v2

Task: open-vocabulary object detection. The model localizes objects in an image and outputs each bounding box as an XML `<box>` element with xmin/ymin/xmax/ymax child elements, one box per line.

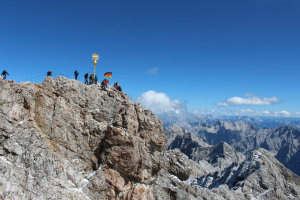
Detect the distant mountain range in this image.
<box><xmin>162</xmin><ymin>114</ymin><xmax>300</xmax><ymax>130</ymax></box>
<box><xmin>166</xmin><ymin>120</ymin><xmax>300</xmax><ymax>176</ymax></box>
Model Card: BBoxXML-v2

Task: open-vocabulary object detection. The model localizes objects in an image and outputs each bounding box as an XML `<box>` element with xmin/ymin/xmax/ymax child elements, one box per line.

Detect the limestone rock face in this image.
<box><xmin>0</xmin><ymin>77</ymin><xmax>166</xmax><ymax>199</ymax></box>
<box><xmin>1</xmin><ymin>76</ymin><xmax>300</xmax><ymax>200</ymax></box>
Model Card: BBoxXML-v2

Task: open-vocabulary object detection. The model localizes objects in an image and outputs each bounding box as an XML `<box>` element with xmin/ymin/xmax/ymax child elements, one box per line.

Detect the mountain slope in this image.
<box><xmin>0</xmin><ymin>76</ymin><xmax>167</xmax><ymax>199</ymax></box>
<box><xmin>167</xmin><ymin>129</ymin><xmax>300</xmax><ymax>199</ymax></box>
<box><xmin>167</xmin><ymin>121</ymin><xmax>300</xmax><ymax>176</ymax></box>
<box><xmin>1</xmin><ymin>76</ymin><xmax>300</xmax><ymax>200</ymax></box>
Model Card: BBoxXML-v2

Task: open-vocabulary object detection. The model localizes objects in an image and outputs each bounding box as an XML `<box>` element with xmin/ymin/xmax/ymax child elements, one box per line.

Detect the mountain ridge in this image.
<box><xmin>166</xmin><ymin>121</ymin><xmax>300</xmax><ymax>176</ymax></box>
<box><xmin>1</xmin><ymin>76</ymin><xmax>300</xmax><ymax>199</ymax></box>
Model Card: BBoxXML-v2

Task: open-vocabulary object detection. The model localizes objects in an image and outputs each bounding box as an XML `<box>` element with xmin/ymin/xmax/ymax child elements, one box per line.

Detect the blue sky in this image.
<box><xmin>1</xmin><ymin>0</ymin><xmax>299</xmax><ymax>117</ymax></box>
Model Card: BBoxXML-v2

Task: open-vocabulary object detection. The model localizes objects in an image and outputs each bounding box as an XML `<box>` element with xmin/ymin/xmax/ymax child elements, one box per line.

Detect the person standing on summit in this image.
<box><xmin>94</xmin><ymin>74</ymin><xmax>98</xmax><ymax>84</ymax></box>
<box><xmin>89</xmin><ymin>74</ymin><xmax>94</xmax><ymax>85</ymax></box>
<box><xmin>47</xmin><ymin>71</ymin><xmax>53</xmax><ymax>77</ymax></box>
<box><xmin>1</xmin><ymin>70</ymin><xmax>9</xmax><ymax>79</ymax></box>
<box><xmin>84</xmin><ymin>73</ymin><xmax>89</xmax><ymax>85</ymax></box>
<box><xmin>74</xmin><ymin>70</ymin><xmax>79</xmax><ymax>80</ymax></box>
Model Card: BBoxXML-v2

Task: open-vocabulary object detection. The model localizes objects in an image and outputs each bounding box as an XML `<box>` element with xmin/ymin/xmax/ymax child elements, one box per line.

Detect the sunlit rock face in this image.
<box><xmin>0</xmin><ymin>76</ymin><xmax>299</xmax><ymax>200</ymax></box>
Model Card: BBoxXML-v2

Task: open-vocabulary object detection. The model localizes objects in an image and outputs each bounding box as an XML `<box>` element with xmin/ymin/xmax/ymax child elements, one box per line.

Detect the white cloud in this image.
<box><xmin>135</xmin><ymin>90</ymin><xmax>196</xmax><ymax>123</ymax></box>
<box><xmin>147</xmin><ymin>67</ymin><xmax>159</xmax><ymax>75</ymax></box>
<box><xmin>217</xmin><ymin>95</ymin><xmax>280</xmax><ymax>107</ymax></box>
<box><xmin>240</xmin><ymin>109</ymin><xmax>254</xmax><ymax>113</ymax></box>
<box><xmin>217</xmin><ymin>102</ymin><xmax>229</xmax><ymax>107</ymax></box>
<box><xmin>262</xmin><ymin>110</ymin><xmax>271</xmax><ymax>115</ymax></box>
<box><xmin>136</xmin><ymin>90</ymin><xmax>182</xmax><ymax>114</ymax></box>
<box><xmin>236</xmin><ymin>110</ymin><xmax>297</xmax><ymax>117</ymax></box>
<box><xmin>205</xmin><ymin>109</ymin><xmax>299</xmax><ymax>118</ymax></box>
<box><xmin>279</xmin><ymin>110</ymin><xmax>291</xmax><ymax>116</ymax></box>
<box><xmin>240</xmin><ymin>110</ymin><xmax>292</xmax><ymax>117</ymax></box>
<box><xmin>274</xmin><ymin>110</ymin><xmax>291</xmax><ymax>117</ymax></box>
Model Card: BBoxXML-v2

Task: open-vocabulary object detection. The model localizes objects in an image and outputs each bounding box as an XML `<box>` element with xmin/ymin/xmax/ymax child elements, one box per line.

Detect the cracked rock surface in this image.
<box><xmin>0</xmin><ymin>76</ymin><xmax>300</xmax><ymax>200</ymax></box>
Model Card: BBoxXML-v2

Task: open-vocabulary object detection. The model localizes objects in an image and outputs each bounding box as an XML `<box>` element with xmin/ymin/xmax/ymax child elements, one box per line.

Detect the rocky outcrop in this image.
<box><xmin>167</xmin><ymin>125</ymin><xmax>300</xmax><ymax>199</ymax></box>
<box><xmin>166</xmin><ymin>125</ymin><xmax>209</xmax><ymax>149</ymax></box>
<box><xmin>198</xmin><ymin>149</ymin><xmax>300</xmax><ymax>200</ymax></box>
<box><xmin>0</xmin><ymin>76</ymin><xmax>167</xmax><ymax>199</ymax></box>
<box><xmin>1</xmin><ymin>76</ymin><xmax>300</xmax><ymax>200</ymax></box>
<box><xmin>167</xmin><ymin>126</ymin><xmax>245</xmax><ymax>170</ymax></box>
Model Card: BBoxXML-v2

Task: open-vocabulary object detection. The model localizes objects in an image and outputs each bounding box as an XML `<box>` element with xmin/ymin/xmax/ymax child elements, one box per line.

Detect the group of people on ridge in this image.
<box><xmin>84</xmin><ymin>73</ymin><xmax>98</xmax><ymax>85</ymax></box>
<box><xmin>51</xmin><ymin>70</ymin><xmax>121</xmax><ymax>91</ymax></box>
<box><xmin>1</xmin><ymin>69</ymin><xmax>122</xmax><ymax>92</ymax></box>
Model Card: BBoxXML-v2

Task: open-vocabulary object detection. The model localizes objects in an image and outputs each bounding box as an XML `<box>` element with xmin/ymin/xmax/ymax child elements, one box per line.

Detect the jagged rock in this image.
<box><xmin>198</xmin><ymin>148</ymin><xmax>300</xmax><ymax>199</ymax></box>
<box><xmin>167</xmin><ymin>121</ymin><xmax>300</xmax><ymax>176</ymax></box>
<box><xmin>0</xmin><ymin>76</ymin><xmax>166</xmax><ymax>199</ymax></box>
<box><xmin>166</xmin><ymin>125</ymin><xmax>209</xmax><ymax>148</ymax></box>
<box><xmin>167</xmin><ymin>126</ymin><xmax>300</xmax><ymax>199</ymax></box>
<box><xmin>167</xmin><ymin>129</ymin><xmax>245</xmax><ymax>171</ymax></box>
<box><xmin>1</xmin><ymin>76</ymin><xmax>300</xmax><ymax>200</ymax></box>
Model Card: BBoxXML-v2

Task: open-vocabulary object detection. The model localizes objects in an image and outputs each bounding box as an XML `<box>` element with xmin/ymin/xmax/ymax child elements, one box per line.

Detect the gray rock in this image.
<box><xmin>167</xmin><ymin>121</ymin><xmax>300</xmax><ymax>176</ymax></box>
<box><xmin>0</xmin><ymin>76</ymin><xmax>166</xmax><ymax>199</ymax></box>
<box><xmin>0</xmin><ymin>76</ymin><xmax>300</xmax><ymax>200</ymax></box>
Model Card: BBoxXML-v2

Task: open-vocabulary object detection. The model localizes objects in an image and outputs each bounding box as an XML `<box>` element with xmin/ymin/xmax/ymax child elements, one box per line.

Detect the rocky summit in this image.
<box><xmin>1</xmin><ymin>76</ymin><xmax>300</xmax><ymax>200</ymax></box>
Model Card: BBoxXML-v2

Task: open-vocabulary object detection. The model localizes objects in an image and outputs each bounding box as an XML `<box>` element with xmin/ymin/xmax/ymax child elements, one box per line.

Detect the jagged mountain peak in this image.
<box><xmin>198</xmin><ymin>148</ymin><xmax>300</xmax><ymax>199</ymax></box>
<box><xmin>1</xmin><ymin>76</ymin><xmax>300</xmax><ymax>200</ymax></box>
<box><xmin>167</xmin><ymin>119</ymin><xmax>300</xmax><ymax>177</ymax></box>
<box><xmin>0</xmin><ymin>76</ymin><xmax>168</xmax><ymax>199</ymax></box>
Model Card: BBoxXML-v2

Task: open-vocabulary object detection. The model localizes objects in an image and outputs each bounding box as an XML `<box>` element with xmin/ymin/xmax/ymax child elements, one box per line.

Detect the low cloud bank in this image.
<box><xmin>220</xmin><ymin>109</ymin><xmax>298</xmax><ymax>117</ymax></box>
<box><xmin>217</xmin><ymin>94</ymin><xmax>280</xmax><ymax>107</ymax></box>
<box><xmin>135</xmin><ymin>91</ymin><xmax>299</xmax><ymax>125</ymax></box>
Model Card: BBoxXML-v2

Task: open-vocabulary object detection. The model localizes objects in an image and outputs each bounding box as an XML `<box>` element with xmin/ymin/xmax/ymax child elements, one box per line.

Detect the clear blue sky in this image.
<box><xmin>1</xmin><ymin>0</ymin><xmax>299</xmax><ymax>116</ymax></box>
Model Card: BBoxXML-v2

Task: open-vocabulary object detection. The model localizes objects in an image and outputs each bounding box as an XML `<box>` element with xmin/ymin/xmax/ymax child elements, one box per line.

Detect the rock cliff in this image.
<box><xmin>1</xmin><ymin>76</ymin><xmax>300</xmax><ymax>200</ymax></box>
<box><xmin>0</xmin><ymin>76</ymin><xmax>169</xmax><ymax>199</ymax></box>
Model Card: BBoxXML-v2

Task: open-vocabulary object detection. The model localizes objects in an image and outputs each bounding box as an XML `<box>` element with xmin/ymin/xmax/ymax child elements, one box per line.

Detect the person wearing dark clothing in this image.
<box><xmin>89</xmin><ymin>74</ymin><xmax>94</xmax><ymax>85</ymax></box>
<box><xmin>114</xmin><ymin>82</ymin><xmax>122</xmax><ymax>92</ymax></box>
<box><xmin>94</xmin><ymin>74</ymin><xmax>98</xmax><ymax>84</ymax></box>
<box><xmin>100</xmin><ymin>81</ymin><xmax>106</xmax><ymax>90</ymax></box>
<box><xmin>84</xmin><ymin>73</ymin><xmax>89</xmax><ymax>85</ymax></box>
<box><xmin>47</xmin><ymin>71</ymin><xmax>53</xmax><ymax>77</ymax></box>
<box><xmin>1</xmin><ymin>70</ymin><xmax>9</xmax><ymax>79</ymax></box>
<box><xmin>74</xmin><ymin>70</ymin><xmax>79</xmax><ymax>80</ymax></box>
<box><xmin>118</xmin><ymin>85</ymin><xmax>122</xmax><ymax>92</ymax></box>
